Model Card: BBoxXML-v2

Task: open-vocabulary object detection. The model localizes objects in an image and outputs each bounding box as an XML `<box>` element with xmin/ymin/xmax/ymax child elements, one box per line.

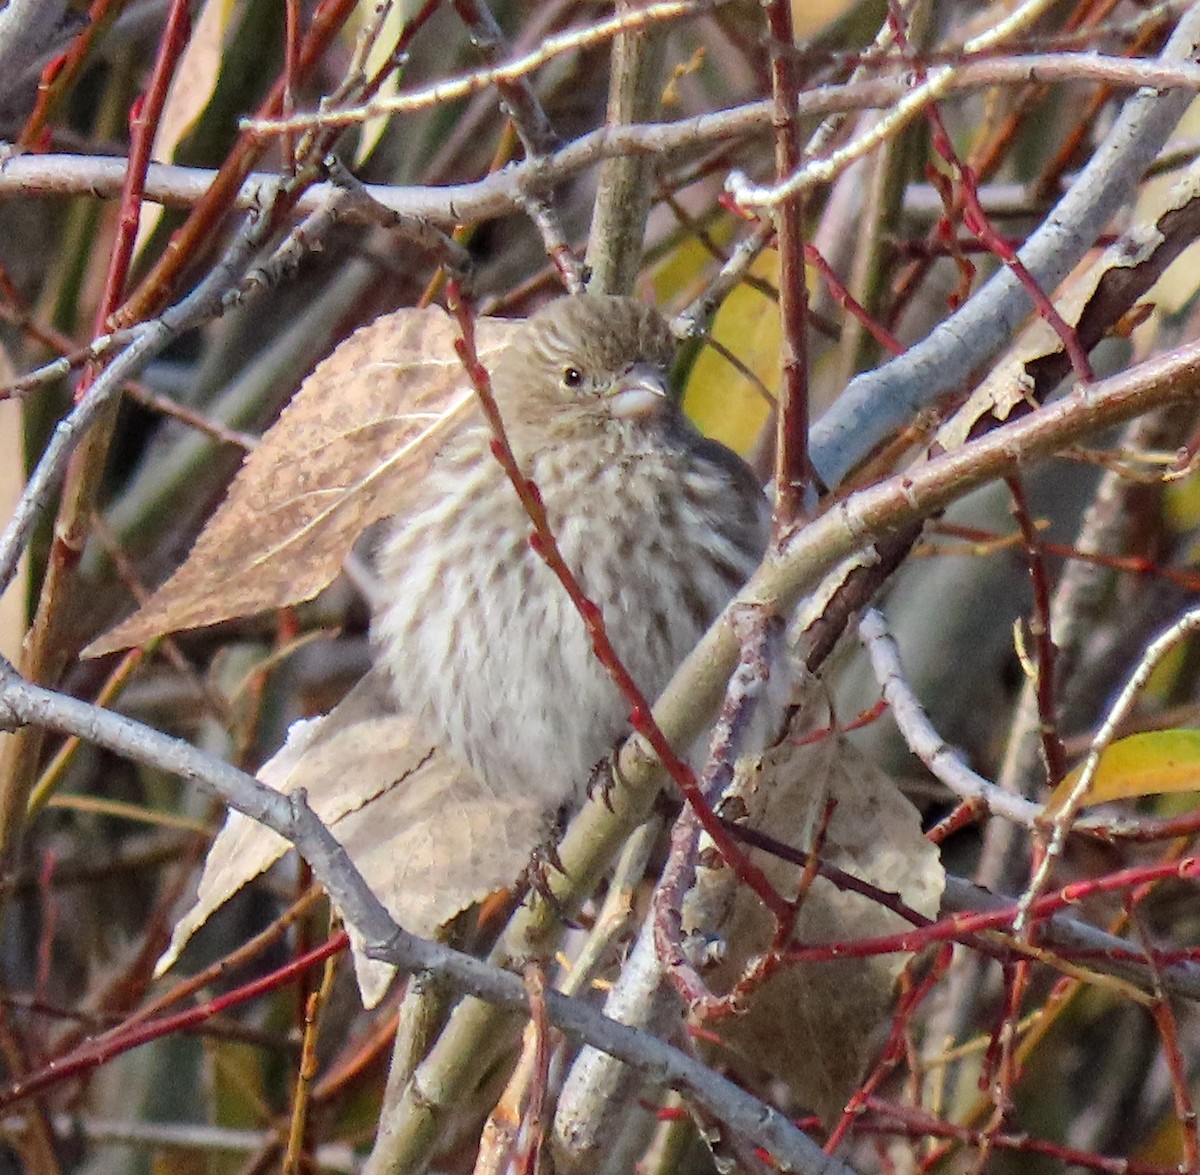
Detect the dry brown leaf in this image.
<box><xmin>156</xmin><ymin>673</ymin><xmax>552</xmax><ymax>1006</ymax></box>
<box><xmin>154</xmin><ymin>673</ymin><xmax>427</xmax><ymax>977</ymax></box>
<box><xmin>87</xmin><ymin>307</ymin><xmax>517</xmax><ymax>656</ymax></box>
<box><xmin>333</xmin><ymin>760</ymin><xmax>550</xmax><ymax>1005</ymax></box>
<box><xmin>937</xmin><ymin>157</ymin><xmax>1200</xmax><ymax>451</ymax></box>
<box><xmin>681</xmin><ymin>733</ymin><xmax>944</xmax><ymax>1124</ymax></box>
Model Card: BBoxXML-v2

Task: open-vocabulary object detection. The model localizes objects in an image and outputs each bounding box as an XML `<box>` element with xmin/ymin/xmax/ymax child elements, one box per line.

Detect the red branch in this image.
<box><xmin>282</xmin><ymin>0</ymin><xmax>303</xmax><ymax>169</ymax></box>
<box><xmin>930</xmin><ymin>520</ymin><xmax>1200</xmax><ymax>594</ymax></box>
<box><xmin>805</xmin><ymin>245</ymin><xmax>903</xmax><ymax>358</ymax></box>
<box><xmin>783</xmin><ymin>856</ymin><xmax>1200</xmax><ymax>965</ymax></box>
<box><xmin>956</xmin><ymin>156</ymin><xmax>1094</xmax><ymax>383</ymax></box>
<box><xmin>35</xmin><ymin>851</ymin><xmax>58</xmax><ymax>1001</ymax></box>
<box><xmin>78</xmin><ymin>0</ymin><xmax>192</xmax><ymax>397</ymax></box>
<box><xmin>984</xmin><ymin>955</ymin><xmax>1032</xmax><ymax>1134</ymax></box>
<box><xmin>118</xmin><ymin>0</ymin><xmax>369</xmax><ymax>323</ymax></box>
<box><xmin>0</xmin><ymin>933</ymin><xmax>347</xmax><ymax>1110</ymax></box>
<box><xmin>886</xmin><ymin>0</ymin><xmax>1093</xmax><ymax>382</ymax></box>
<box><xmin>864</xmin><ymin>1096</ymin><xmax>1183</xmax><ymax>1175</ymax></box>
<box><xmin>1130</xmin><ymin>901</ymin><xmax>1200</xmax><ymax>1169</ymax></box>
<box><xmin>925</xmin><ymin>798</ymin><xmax>986</xmax><ymax>844</ymax></box>
<box><xmin>19</xmin><ymin>0</ymin><xmax>127</xmax><ymax>149</ymax></box>
<box><xmin>824</xmin><ymin>945</ymin><xmax>954</xmax><ymax>1152</ymax></box>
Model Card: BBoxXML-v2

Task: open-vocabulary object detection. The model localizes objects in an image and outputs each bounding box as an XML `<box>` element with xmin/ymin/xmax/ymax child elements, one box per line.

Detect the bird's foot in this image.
<box><xmin>518</xmin><ymin>823</ymin><xmax>578</xmax><ymax>927</ymax></box>
<box><xmin>586</xmin><ymin>741</ymin><xmax>627</xmax><ymax>812</ymax></box>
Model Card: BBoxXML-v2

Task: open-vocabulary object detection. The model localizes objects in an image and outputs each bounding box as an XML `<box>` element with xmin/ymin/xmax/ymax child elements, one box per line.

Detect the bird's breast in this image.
<box><xmin>371</xmin><ymin>433</ymin><xmax>766</xmax><ymax>809</ymax></box>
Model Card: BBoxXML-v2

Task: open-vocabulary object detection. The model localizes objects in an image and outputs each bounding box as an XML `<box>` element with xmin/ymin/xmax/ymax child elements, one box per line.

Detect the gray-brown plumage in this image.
<box><xmin>372</xmin><ymin>295</ymin><xmax>769</xmax><ymax>810</ymax></box>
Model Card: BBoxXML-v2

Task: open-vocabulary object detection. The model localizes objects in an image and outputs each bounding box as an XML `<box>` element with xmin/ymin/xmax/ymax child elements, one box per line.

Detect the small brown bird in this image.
<box><xmin>372</xmin><ymin>295</ymin><xmax>769</xmax><ymax>813</ymax></box>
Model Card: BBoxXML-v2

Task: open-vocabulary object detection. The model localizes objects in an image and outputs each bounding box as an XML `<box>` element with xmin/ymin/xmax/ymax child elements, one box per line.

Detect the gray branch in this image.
<box><xmin>808</xmin><ymin>5</ymin><xmax>1200</xmax><ymax>489</ymax></box>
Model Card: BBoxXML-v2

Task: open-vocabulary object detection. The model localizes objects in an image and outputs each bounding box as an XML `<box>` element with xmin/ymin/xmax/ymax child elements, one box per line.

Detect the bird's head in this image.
<box><xmin>490</xmin><ymin>295</ymin><xmax>681</xmax><ymax>453</ymax></box>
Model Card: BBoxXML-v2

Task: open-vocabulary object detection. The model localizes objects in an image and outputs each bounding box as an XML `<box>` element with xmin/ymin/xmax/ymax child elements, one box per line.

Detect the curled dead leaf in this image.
<box><xmin>157</xmin><ymin>672</ymin><xmax>555</xmax><ymax>1006</ymax></box>
<box><xmin>682</xmin><ymin>731</ymin><xmax>944</xmax><ymax>1124</ymax></box>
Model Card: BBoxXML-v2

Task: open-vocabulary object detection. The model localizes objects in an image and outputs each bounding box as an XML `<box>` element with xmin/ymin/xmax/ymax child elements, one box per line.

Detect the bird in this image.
<box><xmin>370</xmin><ymin>294</ymin><xmax>770</xmax><ymax>818</ymax></box>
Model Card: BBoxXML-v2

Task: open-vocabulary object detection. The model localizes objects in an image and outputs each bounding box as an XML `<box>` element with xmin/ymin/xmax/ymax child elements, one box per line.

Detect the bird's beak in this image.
<box><xmin>609</xmin><ymin>363</ymin><xmax>670</xmax><ymax>419</ymax></box>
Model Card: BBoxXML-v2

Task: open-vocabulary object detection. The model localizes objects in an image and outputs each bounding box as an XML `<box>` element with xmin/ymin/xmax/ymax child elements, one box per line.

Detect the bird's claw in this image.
<box><xmin>517</xmin><ymin>827</ymin><xmax>578</xmax><ymax>927</ymax></box>
<box><xmin>586</xmin><ymin>743</ymin><xmax>626</xmax><ymax>812</ymax></box>
<box><xmin>536</xmin><ymin>834</ymin><xmax>567</xmax><ymax>878</ymax></box>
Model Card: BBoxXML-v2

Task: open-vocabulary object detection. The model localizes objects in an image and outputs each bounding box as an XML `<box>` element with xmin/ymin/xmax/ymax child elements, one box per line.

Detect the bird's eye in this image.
<box><xmin>562</xmin><ymin>366</ymin><xmax>584</xmax><ymax>389</ymax></box>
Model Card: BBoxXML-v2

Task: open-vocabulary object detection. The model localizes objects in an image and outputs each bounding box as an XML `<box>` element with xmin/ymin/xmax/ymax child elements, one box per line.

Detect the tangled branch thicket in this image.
<box><xmin>3</xmin><ymin>1</ymin><xmax>1200</xmax><ymax>1173</ymax></box>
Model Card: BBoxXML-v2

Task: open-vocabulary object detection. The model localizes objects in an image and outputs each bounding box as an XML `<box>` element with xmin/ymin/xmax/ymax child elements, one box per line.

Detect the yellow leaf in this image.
<box><xmin>152</xmin><ymin>0</ymin><xmax>236</xmax><ymax>162</ymax></box>
<box><xmin>1047</xmin><ymin>729</ymin><xmax>1200</xmax><ymax>813</ymax></box>
<box><xmin>351</xmin><ymin>0</ymin><xmax>415</xmax><ymax>168</ymax></box>
<box><xmin>791</xmin><ymin>0</ymin><xmax>858</xmax><ymax>38</ymax></box>
<box><xmin>1136</xmin><ymin>1110</ymin><xmax>1186</xmax><ymax>1168</ymax></box>
<box><xmin>682</xmin><ymin>248</ymin><xmax>779</xmax><ymax>456</ymax></box>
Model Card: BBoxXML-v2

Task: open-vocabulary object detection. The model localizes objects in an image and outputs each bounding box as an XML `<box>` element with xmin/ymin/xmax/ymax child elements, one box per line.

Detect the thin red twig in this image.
<box><xmin>929</xmin><ymin>520</ymin><xmax>1200</xmax><ymax>594</ymax></box>
<box><xmin>79</xmin><ymin>0</ymin><xmax>192</xmax><ymax>396</ymax></box>
<box><xmin>19</xmin><ymin>0</ymin><xmax>128</xmax><ymax>149</ymax></box>
<box><xmin>118</xmin><ymin>0</ymin><xmax>365</xmax><ymax>323</ymax></box>
<box><xmin>688</xmin><ymin>795</ymin><xmax>837</xmax><ymax>1022</ymax></box>
<box><xmin>956</xmin><ymin>156</ymin><xmax>1093</xmax><ymax>382</ymax></box>
<box><xmin>0</xmin><ymin>933</ymin><xmax>347</xmax><ymax>1110</ymax></box>
<box><xmin>34</xmin><ymin>851</ymin><xmax>58</xmax><ymax>1007</ymax></box>
<box><xmin>789</xmin><ymin>697</ymin><xmax>888</xmax><ymax>747</ymax></box>
<box><xmin>824</xmin><ymin>945</ymin><xmax>954</xmax><ymax>1152</ymax></box>
<box><xmin>888</xmin><ymin>0</ymin><xmax>1094</xmax><ymax>382</ymax></box>
<box><xmin>867</xmin><ymin>1095</ymin><xmax>1184</xmax><ymax>1175</ymax></box>
<box><xmin>983</xmin><ymin>955</ymin><xmax>1032</xmax><ymax>1141</ymax></box>
<box><xmin>1129</xmin><ymin>903</ymin><xmax>1200</xmax><ymax>1170</ymax></box>
<box><xmin>282</xmin><ymin>0</ymin><xmax>302</xmax><ymax>169</ymax></box>
<box><xmin>926</xmin><ymin>798</ymin><xmax>986</xmax><ymax>845</ymax></box>
<box><xmin>780</xmin><ymin>855</ymin><xmax>1200</xmax><ymax>965</ymax></box>
<box><xmin>311</xmin><ymin>993</ymin><xmax>402</xmax><ymax>1103</ymax></box>
<box><xmin>805</xmin><ymin>244</ymin><xmax>903</xmax><ymax>358</ymax></box>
